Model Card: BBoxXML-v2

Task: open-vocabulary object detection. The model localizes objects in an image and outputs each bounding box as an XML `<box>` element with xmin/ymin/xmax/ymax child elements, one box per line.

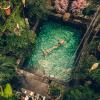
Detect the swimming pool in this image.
<box><xmin>28</xmin><ymin>20</ymin><xmax>84</xmax><ymax>81</ymax></box>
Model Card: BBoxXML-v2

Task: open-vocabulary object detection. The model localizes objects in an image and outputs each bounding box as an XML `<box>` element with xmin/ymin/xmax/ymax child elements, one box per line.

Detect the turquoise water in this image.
<box><xmin>29</xmin><ymin>21</ymin><xmax>83</xmax><ymax>81</ymax></box>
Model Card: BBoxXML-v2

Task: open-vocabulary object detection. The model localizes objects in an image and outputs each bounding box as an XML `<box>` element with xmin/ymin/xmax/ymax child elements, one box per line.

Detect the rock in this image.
<box><xmin>50</xmin><ymin>75</ymin><xmax>55</xmax><ymax>78</ymax></box>
<box><xmin>85</xmin><ymin>81</ymin><xmax>92</xmax><ymax>86</ymax></box>
<box><xmin>89</xmin><ymin>63</ymin><xmax>99</xmax><ymax>72</ymax></box>
<box><xmin>63</xmin><ymin>13</ymin><xmax>70</xmax><ymax>21</ymax></box>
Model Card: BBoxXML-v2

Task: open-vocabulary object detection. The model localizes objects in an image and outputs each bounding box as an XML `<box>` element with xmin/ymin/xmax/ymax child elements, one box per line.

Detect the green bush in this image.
<box><xmin>82</xmin><ymin>5</ymin><xmax>96</xmax><ymax>16</ymax></box>
<box><xmin>62</xmin><ymin>86</ymin><xmax>98</xmax><ymax>100</ymax></box>
<box><xmin>90</xmin><ymin>66</ymin><xmax>100</xmax><ymax>86</ymax></box>
<box><xmin>49</xmin><ymin>86</ymin><xmax>61</xmax><ymax>96</ymax></box>
<box><xmin>0</xmin><ymin>83</ymin><xmax>14</xmax><ymax>100</ymax></box>
<box><xmin>4</xmin><ymin>83</ymin><xmax>13</xmax><ymax>98</ymax></box>
<box><xmin>0</xmin><ymin>54</ymin><xmax>16</xmax><ymax>84</ymax></box>
<box><xmin>26</xmin><ymin>0</ymin><xmax>48</xmax><ymax>19</ymax></box>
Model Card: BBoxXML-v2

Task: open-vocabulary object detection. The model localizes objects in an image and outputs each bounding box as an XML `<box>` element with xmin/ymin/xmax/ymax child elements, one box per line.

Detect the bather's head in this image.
<box><xmin>59</xmin><ymin>40</ymin><xmax>64</xmax><ymax>44</ymax></box>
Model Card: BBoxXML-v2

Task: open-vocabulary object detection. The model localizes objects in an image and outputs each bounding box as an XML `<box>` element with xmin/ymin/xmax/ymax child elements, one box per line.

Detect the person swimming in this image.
<box><xmin>43</xmin><ymin>40</ymin><xmax>65</xmax><ymax>56</ymax></box>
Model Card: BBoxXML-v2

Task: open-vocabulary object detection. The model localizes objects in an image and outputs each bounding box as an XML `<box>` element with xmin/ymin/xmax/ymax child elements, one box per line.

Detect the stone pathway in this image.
<box><xmin>17</xmin><ymin>69</ymin><xmax>49</xmax><ymax>97</ymax></box>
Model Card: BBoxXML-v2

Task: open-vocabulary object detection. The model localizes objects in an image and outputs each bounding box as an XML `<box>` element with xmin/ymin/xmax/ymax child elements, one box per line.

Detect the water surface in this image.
<box><xmin>29</xmin><ymin>21</ymin><xmax>83</xmax><ymax>81</ymax></box>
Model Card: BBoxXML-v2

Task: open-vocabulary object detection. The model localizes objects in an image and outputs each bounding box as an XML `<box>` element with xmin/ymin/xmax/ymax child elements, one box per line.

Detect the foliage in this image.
<box><xmin>25</xmin><ymin>0</ymin><xmax>47</xmax><ymax>19</ymax></box>
<box><xmin>0</xmin><ymin>2</ymin><xmax>35</xmax><ymax>58</ymax></box>
<box><xmin>0</xmin><ymin>4</ymin><xmax>23</xmax><ymax>33</ymax></box>
<box><xmin>49</xmin><ymin>85</ymin><xmax>61</xmax><ymax>96</ymax></box>
<box><xmin>91</xmin><ymin>0</ymin><xmax>100</xmax><ymax>5</ymax></box>
<box><xmin>71</xmin><ymin>0</ymin><xmax>88</xmax><ymax>14</ymax></box>
<box><xmin>73</xmin><ymin>36</ymin><xmax>100</xmax><ymax>99</ymax></box>
<box><xmin>90</xmin><ymin>66</ymin><xmax>100</xmax><ymax>86</ymax></box>
<box><xmin>0</xmin><ymin>0</ymin><xmax>10</xmax><ymax>8</ymax></box>
<box><xmin>10</xmin><ymin>0</ymin><xmax>20</xmax><ymax>7</ymax></box>
<box><xmin>62</xmin><ymin>86</ymin><xmax>98</xmax><ymax>100</ymax></box>
<box><xmin>0</xmin><ymin>83</ymin><xmax>16</xmax><ymax>100</ymax></box>
<box><xmin>79</xmin><ymin>54</ymin><xmax>98</xmax><ymax>71</ymax></box>
<box><xmin>0</xmin><ymin>54</ymin><xmax>16</xmax><ymax>84</ymax></box>
<box><xmin>0</xmin><ymin>29</ymin><xmax>35</xmax><ymax>58</ymax></box>
<box><xmin>89</xmin><ymin>40</ymin><xmax>100</xmax><ymax>51</ymax></box>
<box><xmin>55</xmin><ymin>0</ymin><xmax>69</xmax><ymax>14</ymax></box>
<box><xmin>49</xmin><ymin>82</ymin><xmax>62</xmax><ymax>97</ymax></box>
<box><xmin>0</xmin><ymin>1</ymin><xmax>36</xmax><ymax>58</ymax></box>
<box><xmin>82</xmin><ymin>5</ymin><xmax>96</xmax><ymax>16</ymax></box>
<box><xmin>4</xmin><ymin>83</ymin><xmax>13</xmax><ymax>98</ymax></box>
<box><xmin>4</xmin><ymin>14</ymin><xmax>26</xmax><ymax>33</ymax></box>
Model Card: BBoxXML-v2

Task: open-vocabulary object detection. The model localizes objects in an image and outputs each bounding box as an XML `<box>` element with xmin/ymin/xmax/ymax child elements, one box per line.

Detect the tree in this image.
<box><xmin>0</xmin><ymin>83</ymin><xmax>16</xmax><ymax>100</ymax></box>
<box><xmin>82</xmin><ymin>5</ymin><xmax>96</xmax><ymax>16</ymax></box>
<box><xmin>0</xmin><ymin>29</ymin><xmax>35</xmax><ymax>58</ymax></box>
<box><xmin>91</xmin><ymin>0</ymin><xmax>100</xmax><ymax>5</ymax></box>
<box><xmin>62</xmin><ymin>86</ymin><xmax>98</xmax><ymax>100</ymax></box>
<box><xmin>89</xmin><ymin>67</ymin><xmax>100</xmax><ymax>94</ymax></box>
<box><xmin>0</xmin><ymin>54</ymin><xmax>16</xmax><ymax>84</ymax></box>
<box><xmin>55</xmin><ymin>0</ymin><xmax>69</xmax><ymax>14</ymax></box>
<box><xmin>49</xmin><ymin>85</ymin><xmax>61</xmax><ymax>96</ymax></box>
<box><xmin>25</xmin><ymin>0</ymin><xmax>47</xmax><ymax>20</ymax></box>
<box><xmin>71</xmin><ymin>0</ymin><xmax>88</xmax><ymax>14</ymax></box>
<box><xmin>4</xmin><ymin>83</ymin><xmax>13</xmax><ymax>98</ymax></box>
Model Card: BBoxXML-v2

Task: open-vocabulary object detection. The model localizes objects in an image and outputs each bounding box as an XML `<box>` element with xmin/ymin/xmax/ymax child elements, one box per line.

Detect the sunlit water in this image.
<box><xmin>28</xmin><ymin>21</ymin><xmax>83</xmax><ymax>81</ymax></box>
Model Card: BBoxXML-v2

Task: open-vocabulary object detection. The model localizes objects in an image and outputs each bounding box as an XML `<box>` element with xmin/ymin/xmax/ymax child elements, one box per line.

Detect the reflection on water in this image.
<box><xmin>28</xmin><ymin>21</ymin><xmax>83</xmax><ymax>81</ymax></box>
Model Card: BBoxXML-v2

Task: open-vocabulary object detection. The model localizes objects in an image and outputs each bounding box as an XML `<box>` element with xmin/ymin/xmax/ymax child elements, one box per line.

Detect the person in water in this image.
<box><xmin>58</xmin><ymin>40</ymin><xmax>65</xmax><ymax>45</ymax></box>
<box><xmin>43</xmin><ymin>40</ymin><xmax>65</xmax><ymax>56</ymax></box>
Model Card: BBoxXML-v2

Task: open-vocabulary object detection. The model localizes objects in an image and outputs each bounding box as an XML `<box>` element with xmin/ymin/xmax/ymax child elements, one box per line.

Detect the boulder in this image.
<box><xmin>63</xmin><ymin>13</ymin><xmax>70</xmax><ymax>21</ymax></box>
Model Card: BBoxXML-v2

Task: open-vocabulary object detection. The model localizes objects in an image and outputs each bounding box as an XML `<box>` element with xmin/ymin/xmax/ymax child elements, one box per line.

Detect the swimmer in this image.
<box><xmin>43</xmin><ymin>40</ymin><xmax>65</xmax><ymax>56</ymax></box>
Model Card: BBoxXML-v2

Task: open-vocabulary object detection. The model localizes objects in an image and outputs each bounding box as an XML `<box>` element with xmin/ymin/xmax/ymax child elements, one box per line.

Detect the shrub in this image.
<box><xmin>82</xmin><ymin>5</ymin><xmax>96</xmax><ymax>16</ymax></box>
<box><xmin>71</xmin><ymin>0</ymin><xmax>88</xmax><ymax>14</ymax></box>
<box><xmin>49</xmin><ymin>85</ymin><xmax>61</xmax><ymax>96</ymax></box>
<box><xmin>55</xmin><ymin>0</ymin><xmax>69</xmax><ymax>14</ymax></box>
<box><xmin>62</xmin><ymin>86</ymin><xmax>98</xmax><ymax>100</ymax></box>
<box><xmin>25</xmin><ymin>0</ymin><xmax>47</xmax><ymax>20</ymax></box>
<box><xmin>0</xmin><ymin>54</ymin><xmax>16</xmax><ymax>84</ymax></box>
<box><xmin>4</xmin><ymin>83</ymin><xmax>13</xmax><ymax>98</ymax></box>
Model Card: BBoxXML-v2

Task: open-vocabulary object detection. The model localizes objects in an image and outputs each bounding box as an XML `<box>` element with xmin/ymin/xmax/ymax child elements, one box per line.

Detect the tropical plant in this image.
<box><xmin>0</xmin><ymin>83</ymin><xmax>15</xmax><ymax>100</ymax></box>
<box><xmin>90</xmin><ymin>66</ymin><xmax>100</xmax><ymax>86</ymax></box>
<box><xmin>11</xmin><ymin>0</ymin><xmax>20</xmax><ymax>7</ymax></box>
<box><xmin>49</xmin><ymin>85</ymin><xmax>61</xmax><ymax>96</ymax></box>
<box><xmin>91</xmin><ymin>0</ymin><xmax>100</xmax><ymax>5</ymax></box>
<box><xmin>4</xmin><ymin>83</ymin><xmax>13</xmax><ymax>98</ymax></box>
<box><xmin>62</xmin><ymin>86</ymin><xmax>98</xmax><ymax>100</ymax></box>
<box><xmin>0</xmin><ymin>28</ymin><xmax>35</xmax><ymax>58</ymax></box>
<box><xmin>55</xmin><ymin>0</ymin><xmax>69</xmax><ymax>14</ymax></box>
<box><xmin>25</xmin><ymin>0</ymin><xmax>47</xmax><ymax>19</ymax></box>
<box><xmin>0</xmin><ymin>0</ymin><xmax>10</xmax><ymax>8</ymax></box>
<box><xmin>49</xmin><ymin>82</ymin><xmax>62</xmax><ymax>97</ymax></box>
<box><xmin>82</xmin><ymin>5</ymin><xmax>96</xmax><ymax>16</ymax></box>
<box><xmin>0</xmin><ymin>54</ymin><xmax>16</xmax><ymax>84</ymax></box>
<box><xmin>0</xmin><ymin>3</ymin><xmax>24</xmax><ymax>33</ymax></box>
<box><xmin>0</xmin><ymin>1</ymin><xmax>35</xmax><ymax>57</ymax></box>
<box><xmin>71</xmin><ymin>0</ymin><xmax>88</xmax><ymax>14</ymax></box>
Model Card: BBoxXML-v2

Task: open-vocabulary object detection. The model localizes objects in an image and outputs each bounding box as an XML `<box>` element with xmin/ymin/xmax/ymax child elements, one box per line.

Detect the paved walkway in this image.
<box><xmin>17</xmin><ymin>69</ymin><xmax>49</xmax><ymax>97</ymax></box>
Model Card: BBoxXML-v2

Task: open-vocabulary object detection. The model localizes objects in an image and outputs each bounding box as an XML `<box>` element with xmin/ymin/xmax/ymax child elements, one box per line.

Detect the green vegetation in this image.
<box><xmin>82</xmin><ymin>5</ymin><xmax>96</xmax><ymax>16</ymax></box>
<box><xmin>49</xmin><ymin>85</ymin><xmax>61</xmax><ymax>96</ymax></box>
<box><xmin>0</xmin><ymin>0</ymin><xmax>35</xmax><ymax>98</ymax></box>
<box><xmin>0</xmin><ymin>83</ymin><xmax>14</xmax><ymax>99</ymax></box>
<box><xmin>0</xmin><ymin>54</ymin><xmax>16</xmax><ymax>84</ymax></box>
<box><xmin>25</xmin><ymin>0</ymin><xmax>48</xmax><ymax>20</ymax></box>
<box><xmin>4</xmin><ymin>83</ymin><xmax>13</xmax><ymax>98</ymax></box>
<box><xmin>0</xmin><ymin>0</ymin><xmax>99</xmax><ymax>99</ymax></box>
<box><xmin>62</xmin><ymin>86</ymin><xmax>98</xmax><ymax>100</ymax></box>
<box><xmin>69</xmin><ymin>39</ymin><xmax>100</xmax><ymax>99</ymax></box>
<box><xmin>1</xmin><ymin>0</ymin><xmax>10</xmax><ymax>8</ymax></box>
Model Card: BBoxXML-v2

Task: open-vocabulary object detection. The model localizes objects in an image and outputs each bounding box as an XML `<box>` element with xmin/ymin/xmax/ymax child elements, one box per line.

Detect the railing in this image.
<box><xmin>74</xmin><ymin>6</ymin><xmax>100</xmax><ymax>66</ymax></box>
